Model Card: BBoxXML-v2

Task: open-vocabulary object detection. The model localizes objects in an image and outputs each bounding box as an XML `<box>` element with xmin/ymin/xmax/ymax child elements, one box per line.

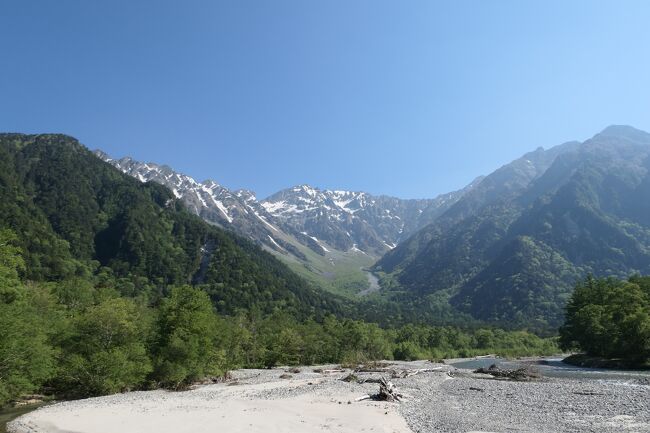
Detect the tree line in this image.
<box><xmin>0</xmin><ymin>228</ymin><xmax>558</xmax><ymax>406</ymax></box>
<box><xmin>560</xmin><ymin>275</ymin><xmax>650</xmax><ymax>364</ymax></box>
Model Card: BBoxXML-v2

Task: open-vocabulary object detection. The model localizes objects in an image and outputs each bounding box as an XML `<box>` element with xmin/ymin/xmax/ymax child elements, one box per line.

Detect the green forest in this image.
<box><xmin>0</xmin><ymin>226</ymin><xmax>559</xmax><ymax>406</ymax></box>
<box><xmin>0</xmin><ymin>134</ymin><xmax>559</xmax><ymax>406</ymax></box>
<box><xmin>560</xmin><ymin>275</ymin><xmax>650</xmax><ymax>366</ymax></box>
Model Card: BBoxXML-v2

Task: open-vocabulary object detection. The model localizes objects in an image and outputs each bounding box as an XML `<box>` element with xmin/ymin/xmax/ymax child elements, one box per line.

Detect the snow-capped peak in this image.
<box><xmin>96</xmin><ymin>150</ymin><xmax>474</xmax><ymax>259</ymax></box>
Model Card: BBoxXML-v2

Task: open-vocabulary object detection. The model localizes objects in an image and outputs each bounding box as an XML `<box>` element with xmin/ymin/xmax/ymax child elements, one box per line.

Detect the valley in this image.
<box><xmin>2</xmin><ymin>129</ymin><xmax>650</xmax><ymax>433</ymax></box>
<box><xmin>99</xmin><ymin>125</ymin><xmax>650</xmax><ymax>330</ymax></box>
<box><xmin>97</xmin><ymin>151</ymin><xmax>477</xmax><ymax>298</ymax></box>
<box><xmin>4</xmin><ymin>3</ymin><xmax>650</xmax><ymax>431</ymax></box>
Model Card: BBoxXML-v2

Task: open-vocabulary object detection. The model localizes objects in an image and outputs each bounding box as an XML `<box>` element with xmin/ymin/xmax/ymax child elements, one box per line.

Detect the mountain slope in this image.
<box><xmin>0</xmin><ymin>133</ymin><xmax>350</xmax><ymax>318</ymax></box>
<box><xmin>98</xmin><ymin>153</ymin><xmax>474</xmax><ymax>257</ymax></box>
<box><xmin>93</xmin><ymin>153</ymin><xmax>300</xmax><ymax>253</ymax></box>
<box><xmin>376</xmin><ymin>126</ymin><xmax>650</xmax><ymax>328</ymax></box>
<box><xmin>261</xmin><ymin>184</ymin><xmax>477</xmax><ymax>256</ymax></box>
<box><xmin>98</xmin><ymin>152</ymin><xmax>478</xmax><ymax>296</ymax></box>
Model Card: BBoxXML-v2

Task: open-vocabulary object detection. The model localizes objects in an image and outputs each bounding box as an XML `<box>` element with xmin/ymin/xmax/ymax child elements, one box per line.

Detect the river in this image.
<box><xmin>0</xmin><ymin>404</ymin><xmax>46</xmax><ymax>433</ymax></box>
<box><xmin>357</xmin><ymin>269</ymin><xmax>380</xmax><ymax>296</ymax></box>
<box><xmin>451</xmin><ymin>356</ymin><xmax>650</xmax><ymax>382</ymax></box>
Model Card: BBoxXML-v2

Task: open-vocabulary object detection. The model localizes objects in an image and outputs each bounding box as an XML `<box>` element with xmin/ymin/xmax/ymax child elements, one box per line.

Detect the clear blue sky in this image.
<box><xmin>2</xmin><ymin>1</ymin><xmax>649</xmax><ymax>199</ymax></box>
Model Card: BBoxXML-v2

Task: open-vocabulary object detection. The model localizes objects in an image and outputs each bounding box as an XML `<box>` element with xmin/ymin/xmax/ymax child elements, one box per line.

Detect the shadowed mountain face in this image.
<box><xmin>375</xmin><ymin>125</ymin><xmax>650</xmax><ymax>328</ymax></box>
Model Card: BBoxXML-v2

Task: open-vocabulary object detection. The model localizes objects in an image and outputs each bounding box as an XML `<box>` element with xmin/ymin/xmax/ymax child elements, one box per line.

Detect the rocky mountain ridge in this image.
<box><xmin>261</xmin><ymin>183</ymin><xmax>479</xmax><ymax>256</ymax></box>
<box><xmin>96</xmin><ymin>151</ymin><xmax>476</xmax><ymax>260</ymax></box>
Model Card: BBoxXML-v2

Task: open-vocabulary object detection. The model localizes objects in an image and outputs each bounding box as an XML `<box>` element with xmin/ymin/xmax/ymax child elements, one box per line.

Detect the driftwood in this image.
<box><xmin>342</xmin><ymin>375</ymin><xmax>392</xmax><ymax>384</ymax></box>
<box><xmin>378</xmin><ymin>377</ymin><xmax>403</xmax><ymax>401</ymax></box>
<box><xmin>320</xmin><ymin>369</ymin><xmax>346</xmax><ymax>375</ymax></box>
<box><xmin>354</xmin><ymin>377</ymin><xmax>403</xmax><ymax>402</ymax></box>
<box><xmin>343</xmin><ymin>368</ymin><xmax>443</xmax><ymax>385</ymax></box>
<box><xmin>360</xmin><ymin>377</ymin><xmax>383</xmax><ymax>384</ymax></box>
<box><xmin>352</xmin><ymin>361</ymin><xmax>394</xmax><ymax>372</ymax></box>
<box><xmin>344</xmin><ymin>367</ymin><xmax>445</xmax><ymax>385</ymax></box>
<box><xmin>473</xmin><ymin>364</ymin><xmax>541</xmax><ymax>381</ymax></box>
<box><xmin>389</xmin><ymin>367</ymin><xmax>443</xmax><ymax>379</ymax></box>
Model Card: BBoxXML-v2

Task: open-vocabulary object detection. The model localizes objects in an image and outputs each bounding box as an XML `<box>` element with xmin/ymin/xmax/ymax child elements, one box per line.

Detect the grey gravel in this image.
<box><xmin>9</xmin><ymin>360</ymin><xmax>650</xmax><ymax>433</ymax></box>
<box><xmin>393</xmin><ymin>361</ymin><xmax>650</xmax><ymax>433</ymax></box>
<box><xmin>227</xmin><ymin>360</ymin><xmax>650</xmax><ymax>432</ymax></box>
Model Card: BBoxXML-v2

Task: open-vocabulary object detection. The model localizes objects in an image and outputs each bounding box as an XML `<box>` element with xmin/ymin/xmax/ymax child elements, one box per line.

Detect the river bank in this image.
<box><xmin>562</xmin><ymin>353</ymin><xmax>650</xmax><ymax>370</ymax></box>
<box><xmin>8</xmin><ymin>359</ymin><xmax>650</xmax><ymax>433</ymax></box>
<box><xmin>0</xmin><ymin>404</ymin><xmax>46</xmax><ymax>433</ymax></box>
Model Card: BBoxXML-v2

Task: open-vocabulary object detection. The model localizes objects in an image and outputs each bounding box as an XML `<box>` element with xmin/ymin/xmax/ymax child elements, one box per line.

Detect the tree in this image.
<box><xmin>0</xmin><ymin>230</ymin><xmax>55</xmax><ymax>405</ymax></box>
<box><xmin>152</xmin><ymin>286</ymin><xmax>224</xmax><ymax>389</ymax></box>
<box><xmin>560</xmin><ymin>276</ymin><xmax>650</xmax><ymax>362</ymax></box>
<box><xmin>55</xmin><ymin>297</ymin><xmax>152</xmax><ymax>397</ymax></box>
<box><xmin>0</xmin><ymin>229</ymin><xmax>25</xmax><ymax>303</ymax></box>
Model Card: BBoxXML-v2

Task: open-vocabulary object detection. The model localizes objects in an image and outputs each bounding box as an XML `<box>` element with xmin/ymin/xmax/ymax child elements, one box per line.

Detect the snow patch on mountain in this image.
<box><xmin>96</xmin><ymin>150</ymin><xmax>479</xmax><ymax>260</ymax></box>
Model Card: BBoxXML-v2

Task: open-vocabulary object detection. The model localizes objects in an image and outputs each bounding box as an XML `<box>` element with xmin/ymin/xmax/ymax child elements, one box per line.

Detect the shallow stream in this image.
<box><xmin>0</xmin><ymin>404</ymin><xmax>46</xmax><ymax>433</ymax></box>
<box><xmin>451</xmin><ymin>356</ymin><xmax>650</xmax><ymax>383</ymax></box>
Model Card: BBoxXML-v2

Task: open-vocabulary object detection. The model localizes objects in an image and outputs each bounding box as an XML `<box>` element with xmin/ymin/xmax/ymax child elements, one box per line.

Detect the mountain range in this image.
<box><xmin>96</xmin><ymin>151</ymin><xmax>480</xmax><ymax>296</ymax></box>
<box><xmin>376</xmin><ymin>125</ymin><xmax>650</xmax><ymax>327</ymax></box>
<box><xmin>99</xmin><ymin>125</ymin><xmax>650</xmax><ymax>328</ymax></box>
<box><xmin>0</xmin><ymin>133</ymin><xmax>351</xmax><ymax>319</ymax></box>
<box><xmin>96</xmin><ymin>152</ymin><xmax>480</xmax><ymax>256</ymax></box>
<box><xmin>6</xmin><ymin>125</ymin><xmax>649</xmax><ymax>330</ymax></box>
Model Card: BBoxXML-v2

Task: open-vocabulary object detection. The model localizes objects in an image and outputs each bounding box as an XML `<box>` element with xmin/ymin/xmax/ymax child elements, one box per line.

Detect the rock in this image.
<box><xmin>473</xmin><ymin>364</ymin><xmax>541</xmax><ymax>381</ymax></box>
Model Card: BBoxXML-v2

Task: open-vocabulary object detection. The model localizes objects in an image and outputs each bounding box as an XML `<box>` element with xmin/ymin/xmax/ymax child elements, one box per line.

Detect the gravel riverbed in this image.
<box><xmin>396</xmin><ymin>361</ymin><xmax>650</xmax><ymax>432</ymax></box>
<box><xmin>8</xmin><ymin>360</ymin><xmax>650</xmax><ymax>433</ymax></box>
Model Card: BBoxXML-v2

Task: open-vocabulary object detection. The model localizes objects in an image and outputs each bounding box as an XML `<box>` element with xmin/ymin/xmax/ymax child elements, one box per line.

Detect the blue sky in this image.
<box><xmin>2</xmin><ymin>1</ymin><xmax>649</xmax><ymax>199</ymax></box>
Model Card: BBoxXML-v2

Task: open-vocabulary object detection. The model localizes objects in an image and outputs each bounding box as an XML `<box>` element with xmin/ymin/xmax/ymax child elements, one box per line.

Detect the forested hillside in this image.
<box><xmin>0</xmin><ymin>133</ymin><xmax>348</xmax><ymax>318</ymax></box>
<box><xmin>376</xmin><ymin>126</ymin><xmax>650</xmax><ymax>329</ymax></box>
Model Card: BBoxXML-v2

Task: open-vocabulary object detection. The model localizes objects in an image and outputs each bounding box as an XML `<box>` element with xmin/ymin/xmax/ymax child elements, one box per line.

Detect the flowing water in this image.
<box><xmin>0</xmin><ymin>403</ymin><xmax>46</xmax><ymax>433</ymax></box>
<box><xmin>451</xmin><ymin>356</ymin><xmax>650</xmax><ymax>383</ymax></box>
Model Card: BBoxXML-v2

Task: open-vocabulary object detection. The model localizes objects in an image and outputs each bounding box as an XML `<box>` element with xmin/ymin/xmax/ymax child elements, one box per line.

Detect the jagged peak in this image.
<box><xmin>202</xmin><ymin>179</ymin><xmax>222</xmax><ymax>188</ymax></box>
<box><xmin>293</xmin><ymin>184</ymin><xmax>320</xmax><ymax>196</ymax></box>
<box><xmin>235</xmin><ymin>189</ymin><xmax>257</xmax><ymax>201</ymax></box>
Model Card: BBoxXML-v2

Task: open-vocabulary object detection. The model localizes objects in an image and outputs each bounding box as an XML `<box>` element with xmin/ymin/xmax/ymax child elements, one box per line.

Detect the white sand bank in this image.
<box><xmin>9</xmin><ymin>374</ymin><xmax>411</xmax><ymax>433</ymax></box>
